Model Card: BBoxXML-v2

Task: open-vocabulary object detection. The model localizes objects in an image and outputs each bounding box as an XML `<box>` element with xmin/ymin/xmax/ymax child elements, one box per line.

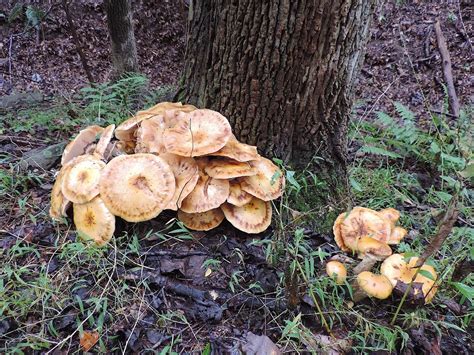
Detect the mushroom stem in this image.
<box><xmin>353</xmin><ymin>254</ymin><xmax>378</xmax><ymax>275</ymax></box>
<box><xmin>351</xmin><ymin>282</ymin><xmax>368</xmax><ymax>303</ymax></box>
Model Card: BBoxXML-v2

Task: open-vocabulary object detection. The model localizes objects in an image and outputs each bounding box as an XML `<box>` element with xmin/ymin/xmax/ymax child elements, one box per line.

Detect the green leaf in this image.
<box><xmin>459</xmin><ymin>162</ymin><xmax>474</xmax><ymax>179</ymax></box>
<box><xmin>285</xmin><ymin>170</ymin><xmax>300</xmax><ymax>190</ymax></box>
<box><xmin>202</xmin><ymin>343</ymin><xmax>211</xmax><ymax>355</ymax></box>
<box><xmin>349</xmin><ymin>177</ymin><xmax>363</xmax><ymax>192</ymax></box>
<box><xmin>359</xmin><ymin>145</ymin><xmax>402</xmax><ymax>159</ymax></box>
<box><xmin>418</xmin><ymin>269</ymin><xmax>436</xmax><ymax>281</ymax></box>
<box><xmin>451</xmin><ymin>282</ymin><xmax>474</xmax><ymax>303</ymax></box>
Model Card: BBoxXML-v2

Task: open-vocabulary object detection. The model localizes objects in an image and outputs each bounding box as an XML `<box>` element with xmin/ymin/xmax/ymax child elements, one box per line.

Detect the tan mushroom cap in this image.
<box><xmin>239</xmin><ymin>157</ymin><xmax>285</xmax><ymax>201</ymax></box>
<box><xmin>388</xmin><ymin>226</ymin><xmax>407</xmax><ymax>245</ymax></box>
<box><xmin>160</xmin><ymin>153</ymin><xmax>199</xmax><ymax>210</ymax></box>
<box><xmin>135</xmin><ymin>116</ymin><xmax>166</xmax><ymax>154</ymax></box>
<box><xmin>227</xmin><ymin>181</ymin><xmax>253</xmax><ymax>207</ymax></box>
<box><xmin>49</xmin><ymin>167</ymin><xmax>72</xmax><ymax>220</ymax></box>
<box><xmin>209</xmin><ymin>134</ymin><xmax>259</xmax><ymax>162</ymax></box>
<box><xmin>221</xmin><ymin>197</ymin><xmax>272</xmax><ymax>234</ymax></box>
<box><xmin>356</xmin><ymin>236</ymin><xmax>392</xmax><ymax>260</ymax></box>
<box><xmin>326</xmin><ymin>261</ymin><xmax>347</xmax><ymax>285</ymax></box>
<box><xmin>163</xmin><ymin>109</ymin><xmax>232</xmax><ymax>157</ymax></box>
<box><xmin>115</xmin><ymin>112</ymin><xmax>155</xmax><ymax>141</ymax></box>
<box><xmin>333</xmin><ymin>212</ymin><xmax>351</xmax><ymax>252</ymax></box>
<box><xmin>99</xmin><ymin>154</ymin><xmax>175</xmax><ymax>222</ymax></box>
<box><xmin>145</xmin><ymin>101</ymin><xmax>197</xmax><ymax>115</ymax></box>
<box><xmin>333</xmin><ymin>207</ymin><xmax>392</xmax><ymax>252</ymax></box>
<box><xmin>177</xmin><ymin>208</ymin><xmax>225</xmax><ymax>231</ymax></box>
<box><xmin>116</xmin><ymin>140</ymin><xmax>136</xmax><ymax>154</ymax></box>
<box><xmin>357</xmin><ymin>271</ymin><xmax>393</xmax><ymax>299</ymax></box>
<box><xmin>61</xmin><ymin>155</ymin><xmax>106</xmax><ymax>204</ymax></box>
<box><xmin>180</xmin><ymin>172</ymin><xmax>230</xmax><ymax>213</ymax></box>
<box><xmin>204</xmin><ymin>157</ymin><xmax>257</xmax><ymax>179</ymax></box>
<box><xmin>61</xmin><ymin>125</ymin><xmax>103</xmax><ymax>165</ymax></box>
<box><xmin>379</xmin><ymin>208</ymin><xmax>401</xmax><ymax>226</ymax></box>
<box><xmin>381</xmin><ymin>254</ymin><xmax>438</xmax><ymax>303</ymax></box>
<box><xmin>94</xmin><ymin>124</ymin><xmax>115</xmax><ymax>158</ymax></box>
<box><xmin>73</xmin><ymin>196</ymin><xmax>115</xmax><ymax>246</ymax></box>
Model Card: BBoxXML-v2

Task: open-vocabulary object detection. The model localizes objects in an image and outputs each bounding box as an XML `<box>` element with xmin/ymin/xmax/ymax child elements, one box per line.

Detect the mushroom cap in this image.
<box><xmin>221</xmin><ymin>197</ymin><xmax>272</xmax><ymax>234</ymax></box>
<box><xmin>94</xmin><ymin>124</ymin><xmax>115</xmax><ymax>158</ymax></box>
<box><xmin>333</xmin><ymin>207</ymin><xmax>392</xmax><ymax>252</ymax></box>
<box><xmin>99</xmin><ymin>154</ymin><xmax>176</xmax><ymax>222</ymax></box>
<box><xmin>325</xmin><ymin>261</ymin><xmax>347</xmax><ymax>285</ymax></box>
<box><xmin>356</xmin><ymin>236</ymin><xmax>392</xmax><ymax>260</ymax></box>
<box><xmin>180</xmin><ymin>172</ymin><xmax>230</xmax><ymax>213</ymax></box>
<box><xmin>227</xmin><ymin>181</ymin><xmax>253</xmax><ymax>207</ymax></box>
<box><xmin>116</xmin><ymin>140</ymin><xmax>136</xmax><ymax>154</ymax></box>
<box><xmin>163</xmin><ymin>109</ymin><xmax>232</xmax><ymax>157</ymax></box>
<box><xmin>357</xmin><ymin>271</ymin><xmax>393</xmax><ymax>299</ymax></box>
<box><xmin>61</xmin><ymin>155</ymin><xmax>106</xmax><ymax>204</ymax></box>
<box><xmin>239</xmin><ymin>157</ymin><xmax>285</xmax><ymax>201</ymax></box>
<box><xmin>209</xmin><ymin>134</ymin><xmax>259</xmax><ymax>162</ymax></box>
<box><xmin>49</xmin><ymin>167</ymin><xmax>72</xmax><ymax>220</ymax></box>
<box><xmin>115</xmin><ymin>112</ymin><xmax>154</xmax><ymax>141</ymax></box>
<box><xmin>388</xmin><ymin>226</ymin><xmax>407</xmax><ymax>245</ymax></box>
<box><xmin>378</xmin><ymin>208</ymin><xmax>401</xmax><ymax>226</ymax></box>
<box><xmin>159</xmin><ymin>153</ymin><xmax>200</xmax><ymax>210</ymax></box>
<box><xmin>204</xmin><ymin>157</ymin><xmax>257</xmax><ymax>179</ymax></box>
<box><xmin>135</xmin><ymin>116</ymin><xmax>167</xmax><ymax>154</ymax></box>
<box><xmin>73</xmin><ymin>196</ymin><xmax>115</xmax><ymax>246</ymax></box>
<box><xmin>381</xmin><ymin>254</ymin><xmax>438</xmax><ymax>303</ymax></box>
<box><xmin>145</xmin><ymin>101</ymin><xmax>196</xmax><ymax>115</ymax></box>
<box><xmin>61</xmin><ymin>125</ymin><xmax>103</xmax><ymax>165</ymax></box>
<box><xmin>333</xmin><ymin>212</ymin><xmax>351</xmax><ymax>252</ymax></box>
<box><xmin>177</xmin><ymin>208</ymin><xmax>225</xmax><ymax>231</ymax></box>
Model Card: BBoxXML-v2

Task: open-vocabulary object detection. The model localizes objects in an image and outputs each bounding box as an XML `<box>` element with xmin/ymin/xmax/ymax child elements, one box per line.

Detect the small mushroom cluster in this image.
<box><xmin>327</xmin><ymin>207</ymin><xmax>438</xmax><ymax>304</ymax></box>
<box><xmin>49</xmin><ymin>102</ymin><xmax>285</xmax><ymax>246</ymax></box>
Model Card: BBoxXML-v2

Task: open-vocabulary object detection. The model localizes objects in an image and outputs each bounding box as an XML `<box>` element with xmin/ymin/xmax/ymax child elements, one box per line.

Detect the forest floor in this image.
<box><xmin>1</xmin><ymin>0</ymin><xmax>473</xmax><ymax>354</ymax></box>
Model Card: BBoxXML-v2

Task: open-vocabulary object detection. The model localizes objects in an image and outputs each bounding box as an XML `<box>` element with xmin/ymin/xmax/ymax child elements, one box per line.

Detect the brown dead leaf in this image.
<box><xmin>80</xmin><ymin>331</ymin><xmax>99</xmax><ymax>351</ymax></box>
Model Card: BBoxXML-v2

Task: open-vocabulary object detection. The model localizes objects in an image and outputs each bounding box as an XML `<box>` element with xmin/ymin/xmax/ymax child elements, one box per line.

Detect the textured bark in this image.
<box><xmin>179</xmin><ymin>0</ymin><xmax>376</xmax><ymax>186</ymax></box>
<box><xmin>104</xmin><ymin>0</ymin><xmax>138</xmax><ymax>77</ymax></box>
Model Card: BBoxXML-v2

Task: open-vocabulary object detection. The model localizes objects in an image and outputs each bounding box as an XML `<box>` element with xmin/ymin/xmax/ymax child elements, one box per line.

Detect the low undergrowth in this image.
<box><xmin>0</xmin><ymin>78</ymin><xmax>472</xmax><ymax>353</ymax></box>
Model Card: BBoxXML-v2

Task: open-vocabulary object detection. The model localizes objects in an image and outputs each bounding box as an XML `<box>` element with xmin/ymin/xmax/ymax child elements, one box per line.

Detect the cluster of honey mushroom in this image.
<box><xmin>49</xmin><ymin>102</ymin><xmax>285</xmax><ymax>246</ymax></box>
<box><xmin>326</xmin><ymin>207</ymin><xmax>438</xmax><ymax>304</ymax></box>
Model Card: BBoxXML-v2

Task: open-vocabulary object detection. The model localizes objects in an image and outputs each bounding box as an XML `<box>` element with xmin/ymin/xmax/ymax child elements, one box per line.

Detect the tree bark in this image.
<box><xmin>104</xmin><ymin>0</ymin><xmax>138</xmax><ymax>77</ymax></box>
<box><xmin>179</xmin><ymin>0</ymin><xmax>376</xmax><ymax>188</ymax></box>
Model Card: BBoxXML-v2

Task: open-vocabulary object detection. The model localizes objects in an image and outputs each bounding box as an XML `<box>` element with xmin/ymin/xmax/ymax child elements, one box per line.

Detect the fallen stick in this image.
<box><xmin>434</xmin><ymin>20</ymin><xmax>460</xmax><ymax>118</ymax></box>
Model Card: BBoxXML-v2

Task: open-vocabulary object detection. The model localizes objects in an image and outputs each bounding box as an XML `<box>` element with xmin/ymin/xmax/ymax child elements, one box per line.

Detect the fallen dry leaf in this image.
<box><xmin>80</xmin><ymin>331</ymin><xmax>99</xmax><ymax>351</ymax></box>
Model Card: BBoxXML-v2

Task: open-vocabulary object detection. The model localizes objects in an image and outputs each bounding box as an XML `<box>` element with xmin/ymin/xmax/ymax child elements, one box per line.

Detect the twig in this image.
<box><xmin>61</xmin><ymin>0</ymin><xmax>94</xmax><ymax>84</ymax></box>
<box><xmin>8</xmin><ymin>35</ymin><xmax>13</xmax><ymax>83</ymax></box>
<box><xmin>434</xmin><ymin>20</ymin><xmax>460</xmax><ymax>118</ymax></box>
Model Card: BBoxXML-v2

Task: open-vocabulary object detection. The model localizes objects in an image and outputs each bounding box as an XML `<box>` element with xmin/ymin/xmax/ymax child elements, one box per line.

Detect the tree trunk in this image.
<box><xmin>179</xmin><ymin>0</ymin><xmax>376</xmax><ymax>188</ymax></box>
<box><xmin>104</xmin><ymin>0</ymin><xmax>138</xmax><ymax>77</ymax></box>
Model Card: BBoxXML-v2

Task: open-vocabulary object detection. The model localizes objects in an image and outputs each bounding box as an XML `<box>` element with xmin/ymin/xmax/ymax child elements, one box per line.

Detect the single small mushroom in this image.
<box><xmin>209</xmin><ymin>134</ymin><xmax>259</xmax><ymax>162</ymax></box>
<box><xmin>332</xmin><ymin>207</ymin><xmax>392</xmax><ymax>252</ymax></box>
<box><xmin>163</xmin><ymin>109</ymin><xmax>232</xmax><ymax>157</ymax></box>
<box><xmin>378</xmin><ymin>208</ymin><xmax>400</xmax><ymax>225</ymax></box>
<box><xmin>61</xmin><ymin>125</ymin><xmax>104</xmax><ymax>165</ymax></box>
<box><xmin>61</xmin><ymin>155</ymin><xmax>106</xmax><ymax>204</ymax></box>
<box><xmin>73</xmin><ymin>196</ymin><xmax>115</xmax><ymax>246</ymax></box>
<box><xmin>239</xmin><ymin>157</ymin><xmax>285</xmax><ymax>201</ymax></box>
<box><xmin>354</xmin><ymin>271</ymin><xmax>393</xmax><ymax>301</ymax></box>
<box><xmin>179</xmin><ymin>171</ymin><xmax>230</xmax><ymax>213</ymax></box>
<box><xmin>221</xmin><ymin>197</ymin><xmax>272</xmax><ymax>234</ymax></box>
<box><xmin>94</xmin><ymin>124</ymin><xmax>115</xmax><ymax>159</ymax></box>
<box><xmin>388</xmin><ymin>226</ymin><xmax>407</xmax><ymax>245</ymax></box>
<box><xmin>204</xmin><ymin>157</ymin><xmax>258</xmax><ymax>179</ymax></box>
<box><xmin>381</xmin><ymin>254</ymin><xmax>438</xmax><ymax>304</ymax></box>
<box><xmin>99</xmin><ymin>154</ymin><xmax>176</xmax><ymax>222</ymax></box>
<box><xmin>177</xmin><ymin>208</ymin><xmax>225</xmax><ymax>231</ymax></box>
<box><xmin>49</xmin><ymin>167</ymin><xmax>72</xmax><ymax>220</ymax></box>
<box><xmin>227</xmin><ymin>180</ymin><xmax>253</xmax><ymax>207</ymax></box>
<box><xmin>352</xmin><ymin>236</ymin><xmax>392</xmax><ymax>275</ymax></box>
<box><xmin>160</xmin><ymin>153</ymin><xmax>199</xmax><ymax>210</ymax></box>
<box><xmin>325</xmin><ymin>261</ymin><xmax>347</xmax><ymax>285</ymax></box>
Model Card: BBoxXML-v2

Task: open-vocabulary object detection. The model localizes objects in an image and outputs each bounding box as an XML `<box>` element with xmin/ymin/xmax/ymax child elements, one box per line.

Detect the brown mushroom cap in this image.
<box><xmin>381</xmin><ymin>254</ymin><xmax>438</xmax><ymax>303</ymax></box>
<box><xmin>209</xmin><ymin>134</ymin><xmax>259</xmax><ymax>162</ymax></box>
<box><xmin>94</xmin><ymin>124</ymin><xmax>115</xmax><ymax>158</ymax></box>
<box><xmin>160</xmin><ymin>153</ymin><xmax>200</xmax><ymax>210</ymax></box>
<box><xmin>325</xmin><ymin>261</ymin><xmax>347</xmax><ymax>285</ymax></box>
<box><xmin>49</xmin><ymin>167</ymin><xmax>71</xmax><ymax>220</ymax></box>
<box><xmin>204</xmin><ymin>157</ymin><xmax>257</xmax><ymax>179</ymax></box>
<box><xmin>227</xmin><ymin>181</ymin><xmax>253</xmax><ymax>207</ymax></box>
<box><xmin>239</xmin><ymin>157</ymin><xmax>285</xmax><ymax>201</ymax></box>
<box><xmin>388</xmin><ymin>226</ymin><xmax>407</xmax><ymax>245</ymax></box>
<box><xmin>177</xmin><ymin>208</ymin><xmax>225</xmax><ymax>231</ymax></box>
<box><xmin>115</xmin><ymin>112</ymin><xmax>154</xmax><ymax>141</ymax></box>
<box><xmin>73</xmin><ymin>196</ymin><xmax>115</xmax><ymax>246</ymax></box>
<box><xmin>356</xmin><ymin>236</ymin><xmax>392</xmax><ymax>260</ymax></box>
<box><xmin>332</xmin><ymin>207</ymin><xmax>392</xmax><ymax>252</ymax></box>
<box><xmin>61</xmin><ymin>155</ymin><xmax>106</xmax><ymax>204</ymax></box>
<box><xmin>61</xmin><ymin>125</ymin><xmax>104</xmax><ymax>165</ymax></box>
<box><xmin>99</xmin><ymin>154</ymin><xmax>175</xmax><ymax>222</ymax></box>
<box><xmin>180</xmin><ymin>172</ymin><xmax>230</xmax><ymax>213</ymax></box>
<box><xmin>357</xmin><ymin>271</ymin><xmax>393</xmax><ymax>299</ymax></box>
<box><xmin>221</xmin><ymin>197</ymin><xmax>272</xmax><ymax>234</ymax></box>
<box><xmin>163</xmin><ymin>109</ymin><xmax>232</xmax><ymax>157</ymax></box>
